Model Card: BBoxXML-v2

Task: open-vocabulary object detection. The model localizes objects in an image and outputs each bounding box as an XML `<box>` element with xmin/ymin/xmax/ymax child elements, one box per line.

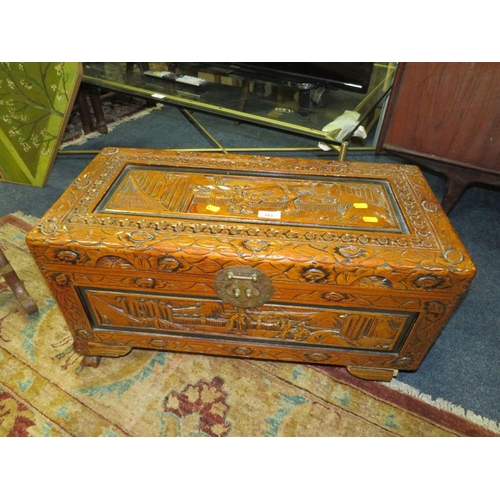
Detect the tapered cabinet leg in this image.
<box><xmin>440</xmin><ymin>175</ymin><xmax>471</xmax><ymax>214</ymax></box>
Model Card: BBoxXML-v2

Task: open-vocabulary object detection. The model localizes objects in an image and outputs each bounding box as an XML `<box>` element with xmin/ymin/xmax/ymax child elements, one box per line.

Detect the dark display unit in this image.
<box><xmin>207</xmin><ymin>63</ymin><xmax>375</xmax><ymax>94</ymax></box>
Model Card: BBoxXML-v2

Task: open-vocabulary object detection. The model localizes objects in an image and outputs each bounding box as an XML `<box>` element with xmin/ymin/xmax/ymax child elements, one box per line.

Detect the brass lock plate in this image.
<box><xmin>214</xmin><ymin>265</ymin><xmax>274</xmax><ymax>308</ymax></box>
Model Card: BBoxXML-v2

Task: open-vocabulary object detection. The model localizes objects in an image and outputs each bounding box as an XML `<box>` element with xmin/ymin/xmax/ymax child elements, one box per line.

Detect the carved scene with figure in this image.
<box><xmin>97</xmin><ymin>166</ymin><xmax>405</xmax><ymax>232</ymax></box>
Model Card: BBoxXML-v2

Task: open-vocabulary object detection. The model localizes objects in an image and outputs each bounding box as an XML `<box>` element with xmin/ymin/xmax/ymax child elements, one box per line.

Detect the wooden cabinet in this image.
<box><xmin>377</xmin><ymin>62</ymin><xmax>500</xmax><ymax>212</ymax></box>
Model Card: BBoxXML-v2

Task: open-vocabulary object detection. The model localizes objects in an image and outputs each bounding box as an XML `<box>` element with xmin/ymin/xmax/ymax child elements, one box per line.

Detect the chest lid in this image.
<box><xmin>27</xmin><ymin>148</ymin><xmax>475</xmax><ymax>293</ymax></box>
<box><xmin>95</xmin><ymin>155</ymin><xmax>408</xmax><ymax>234</ymax></box>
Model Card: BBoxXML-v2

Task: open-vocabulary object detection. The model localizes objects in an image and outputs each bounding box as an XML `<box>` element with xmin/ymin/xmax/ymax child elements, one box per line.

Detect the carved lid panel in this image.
<box><xmin>95</xmin><ymin>165</ymin><xmax>408</xmax><ymax>234</ymax></box>
<box><xmin>27</xmin><ymin>148</ymin><xmax>476</xmax><ymax>293</ymax></box>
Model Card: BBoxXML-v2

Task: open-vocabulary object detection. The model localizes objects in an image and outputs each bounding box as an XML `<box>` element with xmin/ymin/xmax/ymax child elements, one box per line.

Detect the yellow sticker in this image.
<box><xmin>206</xmin><ymin>205</ymin><xmax>221</xmax><ymax>213</ymax></box>
<box><xmin>363</xmin><ymin>216</ymin><xmax>378</xmax><ymax>223</ymax></box>
<box><xmin>354</xmin><ymin>202</ymin><xmax>368</xmax><ymax>209</ymax></box>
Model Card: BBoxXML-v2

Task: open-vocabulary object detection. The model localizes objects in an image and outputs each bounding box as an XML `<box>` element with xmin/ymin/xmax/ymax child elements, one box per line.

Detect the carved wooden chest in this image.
<box><xmin>26</xmin><ymin>148</ymin><xmax>476</xmax><ymax>381</ymax></box>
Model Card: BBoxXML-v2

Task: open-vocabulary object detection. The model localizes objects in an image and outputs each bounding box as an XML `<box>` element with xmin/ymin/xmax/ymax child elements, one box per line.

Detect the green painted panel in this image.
<box><xmin>0</xmin><ymin>62</ymin><xmax>82</xmax><ymax>186</ymax></box>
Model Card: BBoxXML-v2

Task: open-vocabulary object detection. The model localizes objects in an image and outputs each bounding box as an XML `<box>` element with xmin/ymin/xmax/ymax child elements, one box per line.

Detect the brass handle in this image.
<box><xmin>227</xmin><ymin>272</ymin><xmax>258</xmax><ymax>281</ymax></box>
<box><xmin>214</xmin><ymin>265</ymin><xmax>274</xmax><ymax>308</ymax></box>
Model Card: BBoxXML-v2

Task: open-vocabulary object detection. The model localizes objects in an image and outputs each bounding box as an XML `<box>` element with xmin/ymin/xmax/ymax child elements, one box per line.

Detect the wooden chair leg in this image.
<box><xmin>76</xmin><ymin>88</ymin><xmax>93</xmax><ymax>134</ymax></box>
<box><xmin>0</xmin><ymin>249</ymin><xmax>38</xmax><ymax>315</ymax></box>
<box><xmin>87</xmin><ymin>85</ymin><xmax>108</xmax><ymax>134</ymax></box>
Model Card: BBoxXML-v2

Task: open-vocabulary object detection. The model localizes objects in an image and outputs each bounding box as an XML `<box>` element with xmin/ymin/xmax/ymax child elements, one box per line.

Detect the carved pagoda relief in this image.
<box><xmin>80</xmin><ymin>288</ymin><xmax>413</xmax><ymax>352</ymax></box>
<box><xmin>96</xmin><ymin>166</ymin><xmax>405</xmax><ymax>233</ymax></box>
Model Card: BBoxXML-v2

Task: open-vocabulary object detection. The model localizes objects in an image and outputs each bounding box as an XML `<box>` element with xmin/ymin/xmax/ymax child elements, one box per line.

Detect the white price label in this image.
<box><xmin>258</xmin><ymin>210</ymin><xmax>281</xmax><ymax>219</ymax></box>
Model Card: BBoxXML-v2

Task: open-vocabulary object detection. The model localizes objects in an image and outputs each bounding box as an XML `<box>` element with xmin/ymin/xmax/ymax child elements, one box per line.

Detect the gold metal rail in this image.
<box><xmin>58</xmin><ymin>144</ymin><xmax>355</xmax><ymax>160</ymax></box>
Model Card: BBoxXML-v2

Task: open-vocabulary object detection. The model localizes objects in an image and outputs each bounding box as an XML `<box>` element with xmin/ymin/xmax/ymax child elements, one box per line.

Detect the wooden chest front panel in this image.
<box><xmin>26</xmin><ymin>148</ymin><xmax>476</xmax><ymax>380</ymax></box>
<box><xmin>81</xmin><ymin>288</ymin><xmax>413</xmax><ymax>351</ymax></box>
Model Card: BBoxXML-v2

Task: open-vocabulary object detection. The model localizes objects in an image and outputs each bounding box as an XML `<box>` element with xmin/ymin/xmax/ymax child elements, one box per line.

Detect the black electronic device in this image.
<box><xmin>208</xmin><ymin>62</ymin><xmax>375</xmax><ymax>94</ymax></box>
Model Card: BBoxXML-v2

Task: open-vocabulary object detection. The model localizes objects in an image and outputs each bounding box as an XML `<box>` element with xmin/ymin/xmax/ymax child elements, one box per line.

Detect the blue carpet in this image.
<box><xmin>1</xmin><ymin>103</ymin><xmax>498</xmax><ymax>426</ymax></box>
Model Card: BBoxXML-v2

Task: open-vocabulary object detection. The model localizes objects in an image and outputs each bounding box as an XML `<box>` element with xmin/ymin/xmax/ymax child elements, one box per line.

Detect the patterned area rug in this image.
<box><xmin>0</xmin><ymin>213</ymin><xmax>497</xmax><ymax>437</ymax></box>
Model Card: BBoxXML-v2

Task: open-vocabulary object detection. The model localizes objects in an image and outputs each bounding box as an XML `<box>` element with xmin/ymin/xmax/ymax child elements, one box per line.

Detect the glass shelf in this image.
<box><xmin>82</xmin><ymin>62</ymin><xmax>396</xmax><ymax>148</ymax></box>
